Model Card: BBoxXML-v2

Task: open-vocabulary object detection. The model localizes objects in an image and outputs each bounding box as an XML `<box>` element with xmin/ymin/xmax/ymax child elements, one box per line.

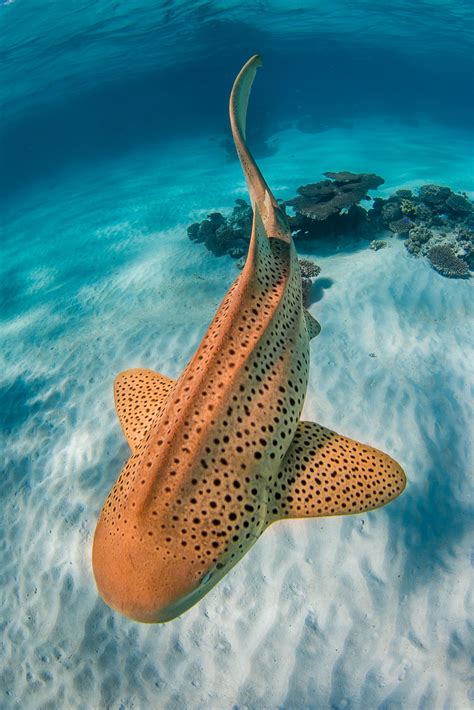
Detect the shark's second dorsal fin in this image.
<box><xmin>114</xmin><ymin>368</ymin><xmax>175</xmax><ymax>452</ymax></box>
<box><xmin>267</xmin><ymin>421</ymin><xmax>406</xmax><ymax>524</ymax></box>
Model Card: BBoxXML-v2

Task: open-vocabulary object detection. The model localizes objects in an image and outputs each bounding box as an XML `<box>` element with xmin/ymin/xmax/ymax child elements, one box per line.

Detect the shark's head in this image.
<box><xmin>92</xmin><ymin>512</ymin><xmax>233</xmax><ymax>623</ymax></box>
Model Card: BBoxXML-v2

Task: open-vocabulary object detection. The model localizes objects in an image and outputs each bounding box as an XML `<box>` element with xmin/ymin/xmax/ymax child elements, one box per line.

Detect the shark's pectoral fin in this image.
<box><xmin>267</xmin><ymin>421</ymin><xmax>406</xmax><ymax>523</ymax></box>
<box><xmin>304</xmin><ymin>309</ymin><xmax>321</xmax><ymax>339</ymax></box>
<box><xmin>114</xmin><ymin>368</ymin><xmax>175</xmax><ymax>452</ymax></box>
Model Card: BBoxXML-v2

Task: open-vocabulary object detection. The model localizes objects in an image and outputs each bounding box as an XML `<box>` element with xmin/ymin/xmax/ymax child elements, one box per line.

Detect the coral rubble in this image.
<box><xmin>370</xmin><ymin>240</ymin><xmax>389</xmax><ymax>251</ymax></box>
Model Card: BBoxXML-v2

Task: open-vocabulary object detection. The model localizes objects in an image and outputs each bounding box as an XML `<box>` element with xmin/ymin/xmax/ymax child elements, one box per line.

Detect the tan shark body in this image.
<box><xmin>92</xmin><ymin>55</ymin><xmax>406</xmax><ymax>623</ymax></box>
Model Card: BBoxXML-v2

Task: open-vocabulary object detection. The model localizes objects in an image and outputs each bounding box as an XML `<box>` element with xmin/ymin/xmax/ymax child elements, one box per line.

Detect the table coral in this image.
<box><xmin>427</xmin><ymin>244</ymin><xmax>470</xmax><ymax>278</ymax></box>
<box><xmin>285</xmin><ymin>172</ymin><xmax>384</xmax><ymax>222</ymax></box>
<box><xmin>389</xmin><ymin>217</ymin><xmax>414</xmax><ymax>234</ymax></box>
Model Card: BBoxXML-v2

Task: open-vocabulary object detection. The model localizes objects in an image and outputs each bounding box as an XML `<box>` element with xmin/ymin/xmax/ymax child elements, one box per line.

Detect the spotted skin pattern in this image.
<box><xmin>92</xmin><ymin>55</ymin><xmax>406</xmax><ymax>623</ymax></box>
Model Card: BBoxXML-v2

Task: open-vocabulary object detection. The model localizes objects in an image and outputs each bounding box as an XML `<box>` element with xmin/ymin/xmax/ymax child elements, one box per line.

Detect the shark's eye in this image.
<box><xmin>200</xmin><ymin>572</ymin><xmax>212</xmax><ymax>586</ymax></box>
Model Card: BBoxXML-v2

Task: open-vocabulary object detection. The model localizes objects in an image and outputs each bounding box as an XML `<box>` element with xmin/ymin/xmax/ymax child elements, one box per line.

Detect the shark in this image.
<box><xmin>92</xmin><ymin>55</ymin><xmax>407</xmax><ymax>623</ymax></box>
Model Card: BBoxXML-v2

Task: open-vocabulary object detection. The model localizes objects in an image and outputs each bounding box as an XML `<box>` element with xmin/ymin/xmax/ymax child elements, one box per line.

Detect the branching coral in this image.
<box><xmin>405</xmin><ymin>226</ymin><xmax>433</xmax><ymax>255</ymax></box>
<box><xmin>299</xmin><ymin>259</ymin><xmax>321</xmax><ymax>278</ymax></box>
<box><xmin>414</xmin><ymin>203</ymin><xmax>432</xmax><ymax>223</ymax></box>
<box><xmin>298</xmin><ymin>259</ymin><xmax>321</xmax><ymax>307</ymax></box>
<box><xmin>380</xmin><ymin>202</ymin><xmax>401</xmax><ymax>223</ymax></box>
<box><xmin>400</xmin><ymin>199</ymin><xmax>417</xmax><ymax>217</ymax></box>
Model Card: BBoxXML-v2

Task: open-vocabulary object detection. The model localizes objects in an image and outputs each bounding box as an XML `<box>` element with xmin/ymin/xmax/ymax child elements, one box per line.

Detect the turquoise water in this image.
<box><xmin>1</xmin><ymin>2</ymin><xmax>473</xmax><ymax>709</ymax></box>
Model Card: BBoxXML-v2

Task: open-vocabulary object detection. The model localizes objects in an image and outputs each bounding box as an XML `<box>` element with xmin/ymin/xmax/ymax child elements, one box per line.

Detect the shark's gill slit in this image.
<box><xmin>92</xmin><ymin>54</ymin><xmax>406</xmax><ymax>624</ymax></box>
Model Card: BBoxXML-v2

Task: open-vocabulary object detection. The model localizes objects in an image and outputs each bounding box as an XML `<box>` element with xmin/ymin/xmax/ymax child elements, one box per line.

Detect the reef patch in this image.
<box><xmin>187</xmin><ymin>177</ymin><xmax>473</xmax><ymax>279</ymax></box>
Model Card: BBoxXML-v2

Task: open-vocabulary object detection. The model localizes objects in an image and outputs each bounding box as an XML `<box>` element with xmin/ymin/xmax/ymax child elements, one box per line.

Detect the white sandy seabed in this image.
<box><xmin>1</xmin><ymin>121</ymin><xmax>473</xmax><ymax>709</ymax></box>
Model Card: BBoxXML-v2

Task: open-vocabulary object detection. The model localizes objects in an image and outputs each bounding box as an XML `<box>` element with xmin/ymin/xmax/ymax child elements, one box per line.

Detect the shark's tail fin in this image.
<box><xmin>229</xmin><ymin>55</ymin><xmax>291</xmax><ymax>244</ymax></box>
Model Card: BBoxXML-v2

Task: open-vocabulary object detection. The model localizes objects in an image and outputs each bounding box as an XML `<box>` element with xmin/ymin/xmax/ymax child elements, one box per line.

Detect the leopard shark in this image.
<box><xmin>92</xmin><ymin>54</ymin><xmax>406</xmax><ymax>623</ymax></box>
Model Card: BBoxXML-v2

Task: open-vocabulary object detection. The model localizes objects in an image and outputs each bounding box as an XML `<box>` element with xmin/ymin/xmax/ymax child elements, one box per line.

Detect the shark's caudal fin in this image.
<box><xmin>229</xmin><ymin>54</ymin><xmax>290</xmax><ymax>244</ymax></box>
<box><xmin>114</xmin><ymin>368</ymin><xmax>175</xmax><ymax>453</ymax></box>
<box><xmin>267</xmin><ymin>421</ymin><xmax>406</xmax><ymax>523</ymax></box>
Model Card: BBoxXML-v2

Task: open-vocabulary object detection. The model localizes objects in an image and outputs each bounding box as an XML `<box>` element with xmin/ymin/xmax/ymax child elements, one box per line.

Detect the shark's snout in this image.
<box><xmin>92</xmin><ymin>517</ymin><xmax>211</xmax><ymax>623</ymax></box>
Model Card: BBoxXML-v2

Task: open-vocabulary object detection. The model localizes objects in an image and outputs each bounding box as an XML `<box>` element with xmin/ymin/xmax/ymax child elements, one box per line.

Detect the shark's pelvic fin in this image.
<box><xmin>229</xmin><ymin>54</ymin><xmax>290</xmax><ymax>244</ymax></box>
<box><xmin>267</xmin><ymin>421</ymin><xmax>406</xmax><ymax>523</ymax></box>
<box><xmin>304</xmin><ymin>309</ymin><xmax>321</xmax><ymax>339</ymax></box>
<box><xmin>114</xmin><ymin>368</ymin><xmax>175</xmax><ymax>453</ymax></box>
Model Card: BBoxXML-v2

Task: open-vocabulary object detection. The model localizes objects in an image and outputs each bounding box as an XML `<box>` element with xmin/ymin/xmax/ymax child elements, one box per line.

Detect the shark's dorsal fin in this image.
<box><xmin>267</xmin><ymin>421</ymin><xmax>406</xmax><ymax>523</ymax></box>
<box><xmin>304</xmin><ymin>309</ymin><xmax>321</xmax><ymax>339</ymax></box>
<box><xmin>114</xmin><ymin>368</ymin><xmax>175</xmax><ymax>453</ymax></box>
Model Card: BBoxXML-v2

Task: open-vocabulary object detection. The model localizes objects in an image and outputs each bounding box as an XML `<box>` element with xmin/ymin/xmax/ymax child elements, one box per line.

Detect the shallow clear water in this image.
<box><xmin>1</xmin><ymin>2</ymin><xmax>473</xmax><ymax>709</ymax></box>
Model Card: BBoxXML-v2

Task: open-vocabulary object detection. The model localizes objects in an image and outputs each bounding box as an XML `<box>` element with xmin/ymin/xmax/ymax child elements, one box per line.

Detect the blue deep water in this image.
<box><xmin>1</xmin><ymin>2</ymin><xmax>473</xmax><ymax>709</ymax></box>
